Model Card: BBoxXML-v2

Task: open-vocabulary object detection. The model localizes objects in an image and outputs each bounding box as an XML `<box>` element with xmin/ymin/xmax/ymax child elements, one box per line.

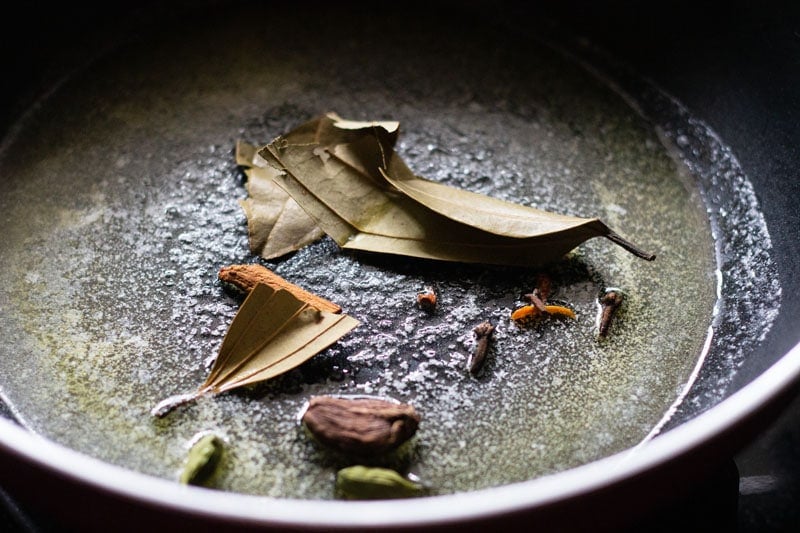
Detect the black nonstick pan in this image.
<box><xmin>1</xmin><ymin>1</ymin><xmax>798</xmax><ymax>530</ymax></box>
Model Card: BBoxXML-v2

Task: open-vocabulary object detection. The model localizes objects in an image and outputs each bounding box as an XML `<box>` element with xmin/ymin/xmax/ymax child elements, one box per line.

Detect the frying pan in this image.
<box><xmin>1</xmin><ymin>1</ymin><xmax>798</xmax><ymax>530</ymax></box>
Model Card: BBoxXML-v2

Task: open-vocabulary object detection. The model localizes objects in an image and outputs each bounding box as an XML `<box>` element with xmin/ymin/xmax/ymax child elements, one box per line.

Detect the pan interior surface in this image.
<box><xmin>0</xmin><ymin>4</ymin><xmax>778</xmax><ymax>499</ymax></box>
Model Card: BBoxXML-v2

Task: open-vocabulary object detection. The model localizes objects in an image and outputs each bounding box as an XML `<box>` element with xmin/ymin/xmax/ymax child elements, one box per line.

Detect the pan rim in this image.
<box><xmin>1</xmin><ymin>342</ymin><xmax>799</xmax><ymax>527</ymax></box>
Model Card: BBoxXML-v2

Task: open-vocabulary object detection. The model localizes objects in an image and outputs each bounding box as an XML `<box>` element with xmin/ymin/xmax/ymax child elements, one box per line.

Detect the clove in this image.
<box><xmin>523</xmin><ymin>291</ymin><xmax>548</xmax><ymax>313</ymax></box>
<box><xmin>523</xmin><ymin>273</ymin><xmax>552</xmax><ymax>313</ymax></box>
<box><xmin>516</xmin><ymin>273</ymin><xmax>574</xmax><ymax>323</ymax></box>
<box><xmin>597</xmin><ymin>289</ymin><xmax>624</xmax><ymax>337</ymax></box>
<box><xmin>468</xmin><ymin>321</ymin><xmax>495</xmax><ymax>375</ymax></box>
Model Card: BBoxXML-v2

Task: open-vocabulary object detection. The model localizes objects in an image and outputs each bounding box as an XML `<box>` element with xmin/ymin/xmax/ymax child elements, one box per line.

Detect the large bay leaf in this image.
<box><xmin>236</xmin><ymin>140</ymin><xmax>324</xmax><ymax>260</ymax></box>
<box><xmin>259</xmin><ymin>114</ymin><xmax>654</xmax><ymax>266</ymax></box>
<box><xmin>152</xmin><ymin>282</ymin><xmax>359</xmax><ymax>417</ymax></box>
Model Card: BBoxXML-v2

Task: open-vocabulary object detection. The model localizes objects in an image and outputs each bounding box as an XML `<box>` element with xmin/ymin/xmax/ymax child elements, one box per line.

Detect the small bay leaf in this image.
<box><xmin>202</xmin><ymin>283</ymin><xmax>359</xmax><ymax>395</ymax></box>
<box><xmin>152</xmin><ymin>282</ymin><xmax>358</xmax><ymax>417</ymax></box>
<box><xmin>259</xmin><ymin>114</ymin><xmax>655</xmax><ymax>266</ymax></box>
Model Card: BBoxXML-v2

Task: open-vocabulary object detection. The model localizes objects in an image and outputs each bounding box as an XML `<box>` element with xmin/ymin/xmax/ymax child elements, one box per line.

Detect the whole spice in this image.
<box><xmin>180</xmin><ymin>433</ymin><xmax>223</xmax><ymax>486</ymax></box>
<box><xmin>523</xmin><ymin>273</ymin><xmax>551</xmax><ymax>312</ymax></box>
<box><xmin>416</xmin><ymin>286</ymin><xmax>437</xmax><ymax>313</ymax></box>
<box><xmin>235</xmin><ymin>140</ymin><xmax>324</xmax><ymax>260</ymax></box>
<box><xmin>597</xmin><ymin>289</ymin><xmax>625</xmax><ymax>337</ymax></box>
<box><xmin>467</xmin><ymin>321</ymin><xmax>495</xmax><ymax>375</ymax></box>
<box><xmin>260</xmin><ymin>113</ymin><xmax>656</xmax><ymax>266</ymax></box>
<box><xmin>511</xmin><ymin>304</ymin><xmax>576</xmax><ymax>325</ymax></box>
<box><xmin>218</xmin><ymin>263</ymin><xmax>341</xmax><ymax>313</ymax></box>
<box><xmin>151</xmin><ymin>283</ymin><xmax>358</xmax><ymax>418</ymax></box>
<box><xmin>301</xmin><ymin>395</ymin><xmax>420</xmax><ymax>456</ymax></box>
<box><xmin>514</xmin><ymin>273</ymin><xmax>575</xmax><ymax>324</ymax></box>
<box><xmin>336</xmin><ymin>466</ymin><xmax>425</xmax><ymax>500</ymax></box>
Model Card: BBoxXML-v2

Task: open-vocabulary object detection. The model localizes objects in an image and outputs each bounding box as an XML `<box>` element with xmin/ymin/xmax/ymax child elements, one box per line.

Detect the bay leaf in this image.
<box><xmin>259</xmin><ymin>114</ymin><xmax>654</xmax><ymax>266</ymax></box>
<box><xmin>236</xmin><ymin>140</ymin><xmax>324</xmax><ymax>260</ymax></box>
<box><xmin>152</xmin><ymin>282</ymin><xmax>359</xmax><ymax>417</ymax></box>
<box><xmin>261</xmin><ymin>119</ymin><xmax>550</xmax><ymax>264</ymax></box>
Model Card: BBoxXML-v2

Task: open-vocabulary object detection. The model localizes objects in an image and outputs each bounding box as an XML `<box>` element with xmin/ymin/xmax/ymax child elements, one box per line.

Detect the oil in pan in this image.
<box><xmin>0</xmin><ymin>4</ymin><xmax>779</xmax><ymax>498</ymax></box>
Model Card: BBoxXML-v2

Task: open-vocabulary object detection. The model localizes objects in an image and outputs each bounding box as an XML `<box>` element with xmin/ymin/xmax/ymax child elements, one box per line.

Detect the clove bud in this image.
<box><xmin>597</xmin><ymin>289</ymin><xmax>625</xmax><ymax>337</ymax></box>
<box><xmin>523</xmin><ymin>273</ymin><xmax>551</xmax><ymax>312</ymax></box>
<box><xmin>468</xmin><ymin>321</ymin><xmax>495</xmax><ymax>375</ymax></box>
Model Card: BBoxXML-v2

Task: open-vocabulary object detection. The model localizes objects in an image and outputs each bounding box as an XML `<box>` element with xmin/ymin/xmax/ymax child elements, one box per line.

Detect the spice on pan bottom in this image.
<box><xmin>467</xmin><ymin>321</ymin><xmax>495</xmax><ymax>375</ymax></box>
<box><xmin>597</xmin><ymin>289</ymin><xmax>625</xmax><ymax>338</ymax></box>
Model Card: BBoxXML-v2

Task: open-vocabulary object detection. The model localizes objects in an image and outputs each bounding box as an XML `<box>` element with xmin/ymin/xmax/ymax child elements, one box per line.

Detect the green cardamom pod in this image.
<box><xmin>336</xmin><ymin>466</ymin><xmax>425</xmax><ymax>499</ymax></box>
<box><xmin>180</xmin><ymin>433</ymin><xmax>223</xmax><ymax>486</ymax></box>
